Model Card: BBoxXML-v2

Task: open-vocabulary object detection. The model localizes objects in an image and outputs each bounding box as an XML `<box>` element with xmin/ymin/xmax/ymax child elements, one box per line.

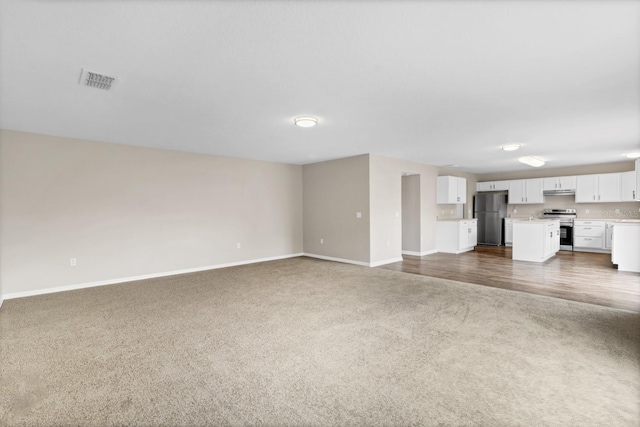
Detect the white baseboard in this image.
<box><xmin>401</xmin><ymin>249</ymin><xmax>437</xmax><ymax>257</ymax></box>
<box><xmin>303</xmin><ymin>253</ymin><xmax>403</xmax><ymax>268</ymax></box>
<box><xmin>2</xmin><ymin>253</ymin><xmax>304</xmax><ymax>301</ymax></box>
<box><xmin>370</xmin><ymin>257</ymin><xmax>404</xmax><ymax>267</ymax></box>
<box><xmin>302</xmin><ymin>253</ymin><xmax>371</xmax><ymax>267</ymax></box>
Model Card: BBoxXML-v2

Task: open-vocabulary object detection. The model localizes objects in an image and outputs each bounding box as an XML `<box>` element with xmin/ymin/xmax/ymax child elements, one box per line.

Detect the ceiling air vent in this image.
<box><xmin>79</xmin><ymin>69</ymin><xmax>117</xmax><ymax>91</ymax></box>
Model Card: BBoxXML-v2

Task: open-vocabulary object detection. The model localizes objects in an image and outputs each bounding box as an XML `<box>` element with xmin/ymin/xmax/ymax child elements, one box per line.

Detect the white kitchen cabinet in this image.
<box><xmin>543</xmin><ymin>176</ymin><xmax>576</xmax><ymax>191</ymax></box>
<box><xmin>611</xmin><ymin>222</ymin><xmax>640</xmax><ymax>272</ymax></box>
<box><xmin>637</xmin><ymin>159</ymin><xmax>640</xmax><ymax>199</ymax></box>
<box><xmin>621</xmin><ymin>171</ymin><xmax>638</xmax><ymax>201</ymax></box>
<box><xmin>574</xmin><ymin>220</ymin><xmax>608</xmax><ymax>253</ymax></box>
<box><xmin>575</xmin><ymin>173</ymin><xmax>621</xmax><ymax>203</ymax></box>
<box><xmin>437</xmin><ymin>176</ymin><xmax>467</xmax><ymax>204</ymax></box>
<box><xmin>512</xmin><ymin>220</ymin><xmax>560</xmax><ymax>262</ymax></box>
<box><xmin>509</xmin><ymin>178</ymin><xmax>544</xmax><ymax>204</ymax></box>
<box><xmin>476</xmin><ymin>180</ymin><xmax>510</xmax><ymax>192</ymax></box>
<box><xmin>604</xmin><ymin>221</ymin><xmax>614</xmax><ymax>250</ymax></box>
<box><xmin>504</xmin><ymin>218</ymin><xmax>514</xmax><ymax>246</ymax></box>
<box><xmin>436</xmin><ymin>219</ymin><xmax>477</xmax><ymax>254</ymax></box>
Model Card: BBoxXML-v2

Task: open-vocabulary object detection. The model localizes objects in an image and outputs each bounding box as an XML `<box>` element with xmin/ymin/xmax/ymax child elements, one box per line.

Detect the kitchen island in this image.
<box><xmin>611</xmin><ymin>220</ymin><xmax>640</xmax><ymax>272</ymax></box>
<box><xmin>512</xmin><ymin>219</ymin><xmax>560</xmax><ymax>262</ymax></box>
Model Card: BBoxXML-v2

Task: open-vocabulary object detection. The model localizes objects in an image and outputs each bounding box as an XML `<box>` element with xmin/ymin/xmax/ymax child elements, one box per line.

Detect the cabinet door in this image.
<box><xmin>493</xmin><ymin>181</ymin><xmax>509</xmax><ymax>191</ymax></box>
<box><xmin>505</xmin><ymin>221</ymin><xmax>513</xmax><ymax>245</ymax></box>
<box><xmin>458</xmin><ymin>224</ymin><xmax>468</xmax><ymax>250</ymax></box>
<box><xmin>543</xmin><ymin>223</ymin><xmax>553</xmax><ymax>257</ymax></box>
<box><xmin>525</xmin><ymin>178</ymin><xmax>544</xmax><ymax>203</ymax></box>
<box><xmin>437</xmin><ymin>176</ymin><xmax>457</xmax><ymax>204</ymax></box>
<box><xmin>543</xmin><ymin>177</ymin><xmax>558</xmax><ymax>191</ymax></box>
<box><xmin>621</xmin><ymin>171</ymin><xmax>638</xmax><ymax>201</ymax></box>
<box><xmin>637</xmin><ymin>159</ymin><xmax>640</xmax><ymax>199</ymax></box>
<box><xmin>476</xmin><ymin>182</ymin><xmax>493</xmax><ymax>192</ymax></box>
<box><xmin>456</xmin><ymin>177</ymin><xmax>467</xmax><ymax>204</ymax></box>
<box><xmin>469</xmin><ymin>224</ymin><xmax>478</xmax><ymax>247</ymax></box>
<box><xmin>509</xmin><ymin>180</ymin><xmax>526</xmax><ymax>204</ymax></box>
<box><xmin>597</xmin><ymin>173</ymin><xmax>621</xmax><ymax>202</ymax></box>
<box><xmin>553</xmin><ymin>224</ymin><xmax>560</xmax><ymax>253</ymax></box>
<box><xmin>575</xmin><ymin>175</ymin><xmax>597</xmax><ymax>203</ymax></box>
<box><xmin>558</xmin><ymin>176</ymin><xmax>576</xmax><ymax>190</ymax></box>
<box><xmin>604</xmin><ymin>223</ymin><xmax>614</xmax><ymax>249</ymax></box>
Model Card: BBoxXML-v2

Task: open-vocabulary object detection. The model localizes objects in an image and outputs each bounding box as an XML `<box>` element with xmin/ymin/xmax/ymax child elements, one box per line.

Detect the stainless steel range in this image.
<box><xmin>543</xmin><ymin>209</ymin><xmax>577</xmax><ymax>251</ymax></box>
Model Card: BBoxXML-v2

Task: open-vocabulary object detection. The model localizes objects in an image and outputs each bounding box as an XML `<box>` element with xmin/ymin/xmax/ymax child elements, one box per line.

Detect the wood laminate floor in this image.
<box><xmin>379</xmin><ymin>246</ymin><xmax>640</xmax><ymax>312</ymax></box>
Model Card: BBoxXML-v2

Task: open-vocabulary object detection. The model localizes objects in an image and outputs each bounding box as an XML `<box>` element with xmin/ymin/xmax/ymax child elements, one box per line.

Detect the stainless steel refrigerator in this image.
<box><xmin>474</xmin><ymin>192</ymin><xmax>508</xmax><ymax>246</ymax></box>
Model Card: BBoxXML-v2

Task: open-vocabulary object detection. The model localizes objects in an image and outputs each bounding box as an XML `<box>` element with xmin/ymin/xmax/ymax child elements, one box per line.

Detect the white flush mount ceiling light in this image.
<box><xmin>518</xmin><ymin>156</ymin><xmax>545</xmax><ymax>167</ymax></box>
<box><xmin>501</xmin><ymin>144</ymin><xmax>521</xmax><ymax>151</ymax></box>
<box><xmin>293</xmin><ymin>116</ymin><xmax>318</xmax><ymax>127</ymax></box>
<box><xmin>625</xmin><ymin>152</ymin><xmax>640</xmax><ymax>159</ymax></box>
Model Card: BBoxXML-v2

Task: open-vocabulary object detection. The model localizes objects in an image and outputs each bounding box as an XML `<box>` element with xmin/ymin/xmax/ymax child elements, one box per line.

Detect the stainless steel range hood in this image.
<box><xmin>543</xmin><ymin>189</ymin><xmax>575</xmax><ymax>196</ymax></box>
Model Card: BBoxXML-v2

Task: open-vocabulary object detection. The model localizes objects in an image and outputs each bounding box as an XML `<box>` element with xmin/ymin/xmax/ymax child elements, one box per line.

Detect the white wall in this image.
<box><xmin>0</xmin><ymin>130</ymin><xmax>303</xmax><ymax>297</ymax></box>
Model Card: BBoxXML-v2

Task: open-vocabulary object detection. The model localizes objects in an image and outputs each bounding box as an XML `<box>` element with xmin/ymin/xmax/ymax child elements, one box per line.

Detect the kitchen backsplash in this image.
<box><xmin>506</xmin><ymin>195</ymin><xmax>640</xmax><ymax>219</ymax></box>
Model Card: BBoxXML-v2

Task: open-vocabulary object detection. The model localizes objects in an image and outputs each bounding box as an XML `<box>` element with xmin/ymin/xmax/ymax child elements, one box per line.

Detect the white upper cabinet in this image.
<box><xmin>509</xmin><ymin>178</ymin><xmax>544</xmax><ymax>204</ymax></box>
<box><xmin>476</xmin><ymin>181</ymin><xmax>510</xmax><ymax>192</ymax></box>
<box><xmin>437</xmin><ymin>176</ymin><xmax>467</xmax><ymax>204</ymax></box>
<box><xmin>636</xmin><ymin>159</ymin><xmax>640</xmax><ymax>200</ymax></box>
<box><xmin>575</xmin><ymin>173</ymin><xmax>622</xmax><ymax>203</ymax></box>
<box><xmin>543</xmin><ymin>176</ymin><xmax>576</xmax><ymax>191</ymax></box>
<box><xmin>621</xmin><ymin>171</ymin><xmax>638</xmax><ymax>201</ymax></box>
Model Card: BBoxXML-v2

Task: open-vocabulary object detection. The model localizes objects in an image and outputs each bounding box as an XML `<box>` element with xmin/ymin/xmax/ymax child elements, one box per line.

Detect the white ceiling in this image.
<box><xmin>1</xmin><ymin>1</ymin><xmax>639</xmax><ymax>174</ymax></box>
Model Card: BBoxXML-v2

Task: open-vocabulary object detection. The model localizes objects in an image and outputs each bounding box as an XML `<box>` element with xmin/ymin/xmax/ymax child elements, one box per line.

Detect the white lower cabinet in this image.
<box><xmin>504</xmin><ymin>218</ymin><xmax>514</xmax><ymax>246</ymax></box>
<box><xmin>437</xmin><ymin>219</ymin><xmax>477</xmax><ymax>254</ymax></box>
<box><xmin>574</xmin><ymin>220</ymin><xmax>608</xmax><ymax>253</ymax></box>
<box><xmin>612</xmin><ymin>222</ymin><xmax>640</xmax><ymax>272</ymax></box>
<box><xmin>512</xmin><ymin>220</ymin><xmax>560</xmax><ymax>262</ymax></box>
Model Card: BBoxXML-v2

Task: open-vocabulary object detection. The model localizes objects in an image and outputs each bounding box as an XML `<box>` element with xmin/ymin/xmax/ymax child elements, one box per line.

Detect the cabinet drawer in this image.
<box><xmin>574</xmin><ymin>226</ymin><xmax>604</xmax><ymax>237</ymax></box>
<box><xmin>574</xmin><ymin>220</ymin><xmax>604</xmax><ymax>227</ymax></box>
<box><xmin>574</xmin><ymin>236</ymin><xmax>603</xmax><ymax>248</ymax></box>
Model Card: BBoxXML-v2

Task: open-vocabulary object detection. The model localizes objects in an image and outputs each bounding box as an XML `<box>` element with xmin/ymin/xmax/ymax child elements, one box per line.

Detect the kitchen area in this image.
<box><xmin>436</xmin><ymin>159</ymin><xmax>640</xmax><ymax>273</ymax></box>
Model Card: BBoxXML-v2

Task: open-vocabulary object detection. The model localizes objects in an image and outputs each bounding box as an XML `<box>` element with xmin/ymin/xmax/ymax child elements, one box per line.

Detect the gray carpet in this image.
<box><xmin>1</xmin><ymin>256</ymin><xmax>638</xmax><ymax>426</ymax></box>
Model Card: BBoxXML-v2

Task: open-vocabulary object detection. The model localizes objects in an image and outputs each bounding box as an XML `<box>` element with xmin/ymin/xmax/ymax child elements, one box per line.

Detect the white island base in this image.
<box><xmin>512</xmin><ymin>220</ymin><xmax>560</xmax><ymax>262</ymax></box>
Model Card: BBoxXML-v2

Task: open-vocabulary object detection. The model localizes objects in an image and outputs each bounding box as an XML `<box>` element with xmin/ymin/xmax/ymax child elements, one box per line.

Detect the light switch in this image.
<box><xmin>356</xmin><ymin>212</ymin><xmax>362</xmax><ymax>219</ymax></box>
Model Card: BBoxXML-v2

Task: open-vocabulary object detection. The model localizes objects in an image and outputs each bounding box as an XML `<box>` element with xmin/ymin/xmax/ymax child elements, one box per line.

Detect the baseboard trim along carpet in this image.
<box><xmin>401</xmin><ymin>250</ymin><xmax>438</xmax><ymax>257</ymax></box>
<box><xmin>1</xmin><ymin>253</ymin><xmax>305</xmax><ymax>300</ymax></box>
<box><xmin>302</xmin><ymin>253</ymin><xmax>403</xmax><ymax>268</ymax></box>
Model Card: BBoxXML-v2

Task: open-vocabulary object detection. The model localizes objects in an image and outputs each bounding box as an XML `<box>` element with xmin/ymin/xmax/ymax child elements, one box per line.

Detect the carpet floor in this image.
<box><xmin>1</xmin><ymin>256</ymin><xmax>638</xmax><ymax>426</ymax></box>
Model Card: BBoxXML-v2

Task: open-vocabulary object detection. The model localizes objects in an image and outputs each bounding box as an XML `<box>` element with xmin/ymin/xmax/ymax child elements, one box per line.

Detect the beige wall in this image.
<box><xmin>402</xmin><ymin>175</ymin><xmax>421</xmax><ymax>253</ymax></box>
<box><xmin>302</xmin><ymin>155</ymin><xmax>371</xmax><ymax>264</ymax></box>
<box><xmin>369</xmin><ymin>155</ymin><xmax>441</xmax><ymax>261</ymax></box>
<box><xmin>0</xmin><ymin>130</ymin><xmax>303</xmax><ymax>295</ymax></box>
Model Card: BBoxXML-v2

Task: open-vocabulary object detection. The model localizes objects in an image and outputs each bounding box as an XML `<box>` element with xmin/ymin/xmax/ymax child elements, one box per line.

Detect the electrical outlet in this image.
<box><xmin>395</xmin><ymin>211</ymin><xmax>400</xmax><ymax>218</ymax></box>
<box><xmin>586</xmin><ymin>209</ymin><xmax>590</xmax><ymax>214</ymax></box>
<box><xmin>70</xmin><ymin>258</ymin><xmax>77</xmax><ymax>267</ymax></box>
<box><xmin>320</xmin><ymin>238</ymin><xmax>324</xmax><ymax>244</ymax></box>
<box><xmin>356</xmin><ymin>212</ymin><xmax>362</xmax><ymax>219</ymax></box>
<box><xmin>236</xmin><ymin>242</ymin><xmax>241</xmax><ymax>249</ymax></box>
<box><xmin>387</xmin><ymin>240</ymin><xmax>391</xmax><ymax>247</ymax></box>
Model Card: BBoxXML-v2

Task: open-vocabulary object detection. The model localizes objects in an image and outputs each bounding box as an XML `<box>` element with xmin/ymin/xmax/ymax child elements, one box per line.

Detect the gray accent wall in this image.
<box><xmin>302</xmin><ymin>155</ymin><xmax>371</xmax><ymax>264</ymax></box>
